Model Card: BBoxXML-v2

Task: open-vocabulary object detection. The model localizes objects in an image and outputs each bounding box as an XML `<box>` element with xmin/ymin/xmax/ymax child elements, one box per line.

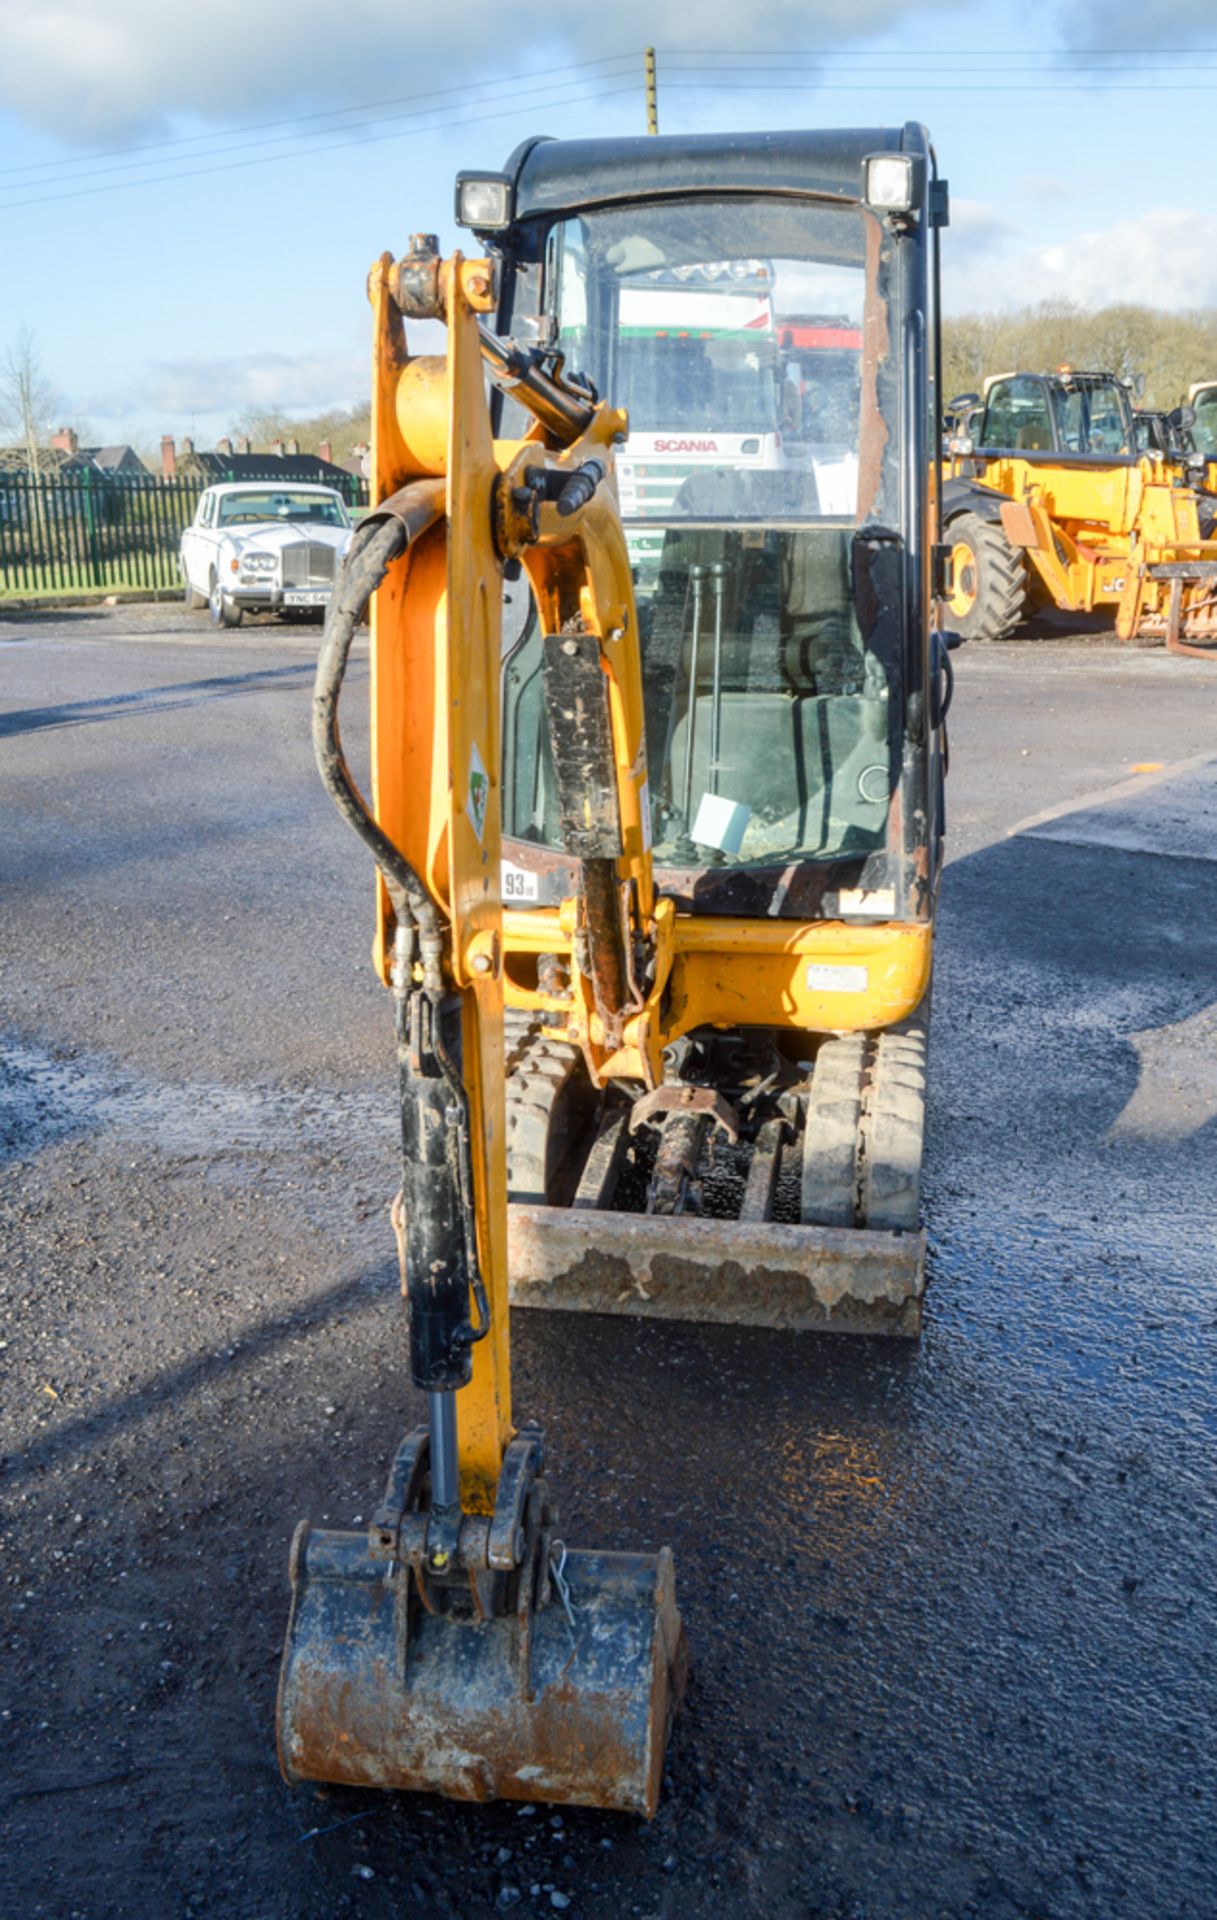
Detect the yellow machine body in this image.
<box><xmin>948</xmin><ymin>449</ymin><xmax>1217</xmax><ymax>644</ymax></box>
<box><xmin>364</xmin><ymin>259</ymin><xmax>933</xmax><ymax>1335</ymax></box>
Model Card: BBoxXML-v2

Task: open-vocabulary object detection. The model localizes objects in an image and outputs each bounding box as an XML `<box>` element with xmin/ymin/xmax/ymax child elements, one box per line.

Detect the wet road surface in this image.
<box><xmin>2</xmin><ymin>607</ymin><xmax>1216</xmax><ymax>1919</ymax></box>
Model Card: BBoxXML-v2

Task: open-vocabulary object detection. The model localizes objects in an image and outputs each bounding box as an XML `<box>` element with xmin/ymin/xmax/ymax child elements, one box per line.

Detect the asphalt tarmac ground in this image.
<box><xmin>1</xmin><ymin>606</ymin><xmax>1215</xmax><ymax>1919</ymax></box>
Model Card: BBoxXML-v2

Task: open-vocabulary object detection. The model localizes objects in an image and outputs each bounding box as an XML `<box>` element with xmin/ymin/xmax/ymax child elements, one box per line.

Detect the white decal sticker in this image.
<box><xmin>639</xmin><ymin>777</ymin><xmax>653</xmax><ymax>853</ymax></box>
<box><xmin>806</xmin><ymin>963</ymin><xmax>869</xmax><ymax>994</ymax></box>
<box><xmin>466</xmin><ymin>742</ymin><xmax>489</xmax><ymax>843</ymax></box>
<box><xmin>838</xmin><ymin>887</ymin><xmax>896</xmax><ymax>916</ymax></box>
<box><xmin>501</xmin><ymin>861</ymin><xmax>539</xmax><ymax>902</ymax></box>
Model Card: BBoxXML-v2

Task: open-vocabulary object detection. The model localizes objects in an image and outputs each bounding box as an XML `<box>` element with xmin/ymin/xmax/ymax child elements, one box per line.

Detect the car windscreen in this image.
<box><xmin>217</xmin><ymin>492</ymin><xmax>348</xmax><ymax>527</ymax></box>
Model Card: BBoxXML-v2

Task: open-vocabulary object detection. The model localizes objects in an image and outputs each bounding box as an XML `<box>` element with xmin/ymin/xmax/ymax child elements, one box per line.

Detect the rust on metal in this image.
<box><xmin>999</xmin><ymin>498</ymin><xmax>1039</xmax><ymax>550</ymax></box>
<box><xmin>856</xmin><ymin>210</ymin><xmax>891</xmax><ymax>524</ymax></box>
<box><xmin>277</xmin><ymin>1531</ymin><xmax>686</xmax><ymax>1816</ymax></box>
<box><xmin>629</xmin><ymin>1084</ymin><xmax>741</xmax><ymax>1141</ymax></box>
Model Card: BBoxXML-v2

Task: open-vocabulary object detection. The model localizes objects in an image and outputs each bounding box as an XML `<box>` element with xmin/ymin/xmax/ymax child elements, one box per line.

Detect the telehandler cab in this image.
<box><xmin>277</xmin><ymin>123</ymin><xmax>951</xmax><ymax>1816</ymax></box>
<box><xmin>945</xmin><ymin>366</ymin><xmax>1217</xmax><ymax>657</ymax></box>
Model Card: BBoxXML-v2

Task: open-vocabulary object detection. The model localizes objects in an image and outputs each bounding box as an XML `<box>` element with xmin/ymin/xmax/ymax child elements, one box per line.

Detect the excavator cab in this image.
<box><xmin>485</xmin><ymin>130</ymin><xmax>944</xmax><ymax>922</ymax></box>
<box><xmin>278</xmin><ymin>125</ymin><xmax>949</xmax><ymax>1823</ymax></box>
<box><xmin>467</xmin><ymin>128</ymin><xmax>951</xmax><ymax>1319</ymax></box>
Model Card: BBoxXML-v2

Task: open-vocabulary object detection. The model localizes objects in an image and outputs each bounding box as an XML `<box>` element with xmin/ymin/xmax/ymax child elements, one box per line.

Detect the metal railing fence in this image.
<box><xmin>0</xmin><ymin>469</ymin><xmax>369</xmax><ymax>596</ymax></box>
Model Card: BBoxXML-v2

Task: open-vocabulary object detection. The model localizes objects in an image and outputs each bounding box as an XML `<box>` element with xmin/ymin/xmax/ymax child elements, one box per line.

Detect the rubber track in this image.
<box><xmin>503</xmin><ymin>1011</ymin><xmax>580</xmax><ymax>1205</ymax></box>
<box><xmin>799</xmin><ymin>990</ymin><xmax>931</xmax><ymax>1232</ymax></box>
<box><xmin>859</xmin><ymin>992</ymin><xmax>930</xmax><ymax>1232</ymax></box>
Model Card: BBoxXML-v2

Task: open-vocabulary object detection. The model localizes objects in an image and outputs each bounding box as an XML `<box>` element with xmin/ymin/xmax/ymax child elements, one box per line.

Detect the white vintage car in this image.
<box><xmin>179</xmin><ymin>481</ymin><xmax>354</xmax><ymax>626</ymax></box>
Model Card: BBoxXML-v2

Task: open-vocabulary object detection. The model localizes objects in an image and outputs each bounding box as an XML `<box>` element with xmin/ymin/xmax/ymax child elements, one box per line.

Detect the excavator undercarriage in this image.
<box><xmin>504</xmin><ymin>998</ymin><xmax>930</xmax><ymax>1331</ymax></box>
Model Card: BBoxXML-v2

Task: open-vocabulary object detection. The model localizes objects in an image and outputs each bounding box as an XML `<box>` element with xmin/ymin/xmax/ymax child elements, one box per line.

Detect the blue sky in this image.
<box><xmin>2</xmin><ymin>0</ymin><xmax>1216</xmax><ymax>449</ymax></box>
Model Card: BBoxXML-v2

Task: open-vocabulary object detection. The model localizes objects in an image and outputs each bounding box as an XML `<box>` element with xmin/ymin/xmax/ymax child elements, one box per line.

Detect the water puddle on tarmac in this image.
<box><xmin>0</xmin><ymin>1036</ymin><xmax>395</xmax><ymax>1164</ymax></box>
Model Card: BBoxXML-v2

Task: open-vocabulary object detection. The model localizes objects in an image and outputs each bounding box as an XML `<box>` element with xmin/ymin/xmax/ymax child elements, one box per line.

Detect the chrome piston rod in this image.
<box><xmin>428</xmin><ymin>1391</ymin><xmax>460</xmax><ymax>1510</ymax></box>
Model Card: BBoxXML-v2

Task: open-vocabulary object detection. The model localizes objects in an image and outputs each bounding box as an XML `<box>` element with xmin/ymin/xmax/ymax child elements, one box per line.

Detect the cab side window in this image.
<box><xmin>980</xmin><ymin>377</ymin><xmax>1054</xmax><ymax>452</ymax></box>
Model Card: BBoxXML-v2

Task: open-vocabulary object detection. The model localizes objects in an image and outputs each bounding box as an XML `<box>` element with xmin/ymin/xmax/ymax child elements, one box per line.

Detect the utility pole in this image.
<box><xmin>644</xmin><ymin>47</ymin><xmax>658</xmax><ymax>135</ymax></box>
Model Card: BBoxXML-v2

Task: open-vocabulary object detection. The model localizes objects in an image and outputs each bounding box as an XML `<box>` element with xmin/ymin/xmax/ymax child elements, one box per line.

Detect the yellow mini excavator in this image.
<box><xmin>277</xmin><ymin>124</ymin><xmax>951</xmax><ymax>1816</ymax></box>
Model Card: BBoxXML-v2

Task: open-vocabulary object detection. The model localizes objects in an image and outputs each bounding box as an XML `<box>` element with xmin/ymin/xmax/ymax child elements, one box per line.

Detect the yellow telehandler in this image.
<box><xmin>945</xmin><ymin>367</ymin><xmax>1217</xmax><ymax>657</ymax></box>
<box><xmin>277</xmin><ymin>124</ymin><xmax>951</xmax><ymax>1817</ymax></box>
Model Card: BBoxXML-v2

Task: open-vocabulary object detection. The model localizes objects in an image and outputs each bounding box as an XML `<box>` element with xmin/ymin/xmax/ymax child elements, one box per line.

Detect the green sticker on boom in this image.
<box><xmin>467</xmin><ymin>742</ymin><xmax>490</xmax><ymax>843</ymax></box>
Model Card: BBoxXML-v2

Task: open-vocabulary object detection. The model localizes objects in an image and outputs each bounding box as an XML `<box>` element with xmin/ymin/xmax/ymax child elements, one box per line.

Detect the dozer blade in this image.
<box><xmin>277</xmin><ymin>1524</ymin><xmax>686</xmax><ymax>1816</ymax></box>
<box><xmin>508</xmin><ymin>1206</ymin><xmax>924</xmax><ymax>1335</ymax></box>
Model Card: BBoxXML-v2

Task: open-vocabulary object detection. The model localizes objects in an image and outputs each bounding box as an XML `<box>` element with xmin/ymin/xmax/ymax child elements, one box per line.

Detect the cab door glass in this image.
<box><xmin>1055</xmin><ymin>387</ymin><xmax>1084</xmax><ymax>453</ymax></box>
<box><xmin>1084</xmin><ymin>384</ymin><xmax>1131</xmax><ymax>454</ymax></box>
<box><xmin>506</xmin><ymin>195</ymin><xmax>899</xmax><ymax>882</ymax></box>
<box><xmin>1192</xmin><ymin>390</ymin><xmax>1217</xmax><ymax>457</ymax></box>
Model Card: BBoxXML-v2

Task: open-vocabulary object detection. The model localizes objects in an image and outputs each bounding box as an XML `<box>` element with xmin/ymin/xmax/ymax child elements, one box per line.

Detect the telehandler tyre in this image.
<box><xmin>945</xmin><ymin>511</ymin><xmax>1026</xmax><ymax>642</ymax></box>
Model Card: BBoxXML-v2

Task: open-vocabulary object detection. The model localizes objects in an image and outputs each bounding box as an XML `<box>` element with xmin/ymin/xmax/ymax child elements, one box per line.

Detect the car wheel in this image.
<box><xmin>183</xmin><ymin>570</ymin><xmax>207</xmax><ymax>611</ymax></box>
<box><xmin>209</xmin><ymin>575</ymin><xmax>243</xmax><ymax>629</ymax></box>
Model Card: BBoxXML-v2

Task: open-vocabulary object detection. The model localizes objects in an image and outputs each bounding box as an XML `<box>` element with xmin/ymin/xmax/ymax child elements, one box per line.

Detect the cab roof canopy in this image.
<box><xmin>504</xmin><ymin>123</ymin><xmax>930</xmax><ymax>220</ymax></box>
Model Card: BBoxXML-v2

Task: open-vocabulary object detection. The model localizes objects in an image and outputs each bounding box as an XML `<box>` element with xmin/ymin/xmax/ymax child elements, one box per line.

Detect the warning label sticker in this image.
<box><xmin>806</xmin><ymin>963</ymin><xmax>869</xmax><ymax>994</ymax></box>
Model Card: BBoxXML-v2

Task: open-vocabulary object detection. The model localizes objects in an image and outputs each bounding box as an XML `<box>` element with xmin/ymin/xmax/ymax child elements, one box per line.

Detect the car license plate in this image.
<box><xmin>284</xmin><ymin>590</ymin><xmax>327</xmax><ymax>606</ymax></box>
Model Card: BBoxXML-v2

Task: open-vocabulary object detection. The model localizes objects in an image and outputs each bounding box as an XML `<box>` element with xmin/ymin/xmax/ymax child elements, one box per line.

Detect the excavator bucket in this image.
<box><xmin>277</xmin><ymin>1523</ymin><xmax>686</xmax><ymax>1815</ymax></box>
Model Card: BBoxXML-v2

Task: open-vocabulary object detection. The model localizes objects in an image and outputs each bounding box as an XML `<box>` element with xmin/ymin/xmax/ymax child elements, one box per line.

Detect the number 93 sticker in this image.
<box><xmin>501</xmin><ymin>861</ymin><xmax>539</xmax><ymax>902</ymax></box>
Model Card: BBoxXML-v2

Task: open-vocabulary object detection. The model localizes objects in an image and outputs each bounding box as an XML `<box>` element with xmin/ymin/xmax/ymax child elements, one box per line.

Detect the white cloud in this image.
<box><xmin>78</xmin><ymin>345</ymin><xmax>365</xmax><ymax>426</ymax></box>
<box><xmin>1034</xmin><ymin>208</ymin><xmax>1217</xmax><ymax>310</ymax></box>
<box><xmin>0</xmin><ymin>0</ymin><xmax>968</xmax><ymax>142</ymax></box>
<box><xmin>946</xmin><ymin>196</ymin><xmax>1018</xmax><ymax>259</ymax></box>
<box><xmin>1058</xmin><ymin>0</ymin><xmax>1217</xmax><ymax>49</ymax></box>
<box><xmin>944</xmin><ymin>206</ymin><xmax>1217</xmax><ymax>315</ymax></box>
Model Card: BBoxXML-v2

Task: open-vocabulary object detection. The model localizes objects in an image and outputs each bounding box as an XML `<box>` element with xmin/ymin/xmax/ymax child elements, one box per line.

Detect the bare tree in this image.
<box><xmin>0</xmin><ymin>326</ymin><xmax>58</xmax><ymax>474</ymax></box>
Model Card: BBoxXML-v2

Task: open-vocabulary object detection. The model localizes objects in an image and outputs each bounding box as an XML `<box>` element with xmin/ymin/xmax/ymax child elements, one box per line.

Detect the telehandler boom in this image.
<box><xmin>278</xmin><ymin>123</ymin><xmax>950</xmax><ymax>1816</ymax></box>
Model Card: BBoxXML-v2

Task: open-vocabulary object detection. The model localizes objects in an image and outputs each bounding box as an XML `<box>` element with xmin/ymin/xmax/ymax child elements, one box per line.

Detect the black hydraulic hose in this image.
<box><xmin>312</xmin><ymin>481</ymin><xmax>445</xmax><ymax>942</ymax></box>
<box><xmin>477</xmin><ymin>322</ymin><xmax>595</xmax><ymax>445</ymax></box>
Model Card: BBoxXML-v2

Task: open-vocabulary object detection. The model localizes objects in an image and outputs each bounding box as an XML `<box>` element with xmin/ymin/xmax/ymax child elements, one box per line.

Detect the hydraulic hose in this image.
<box><xmin>316</xmin><ymin>479</ymin><xmax>493</xmax><ymax>1368</ymax></box>
<box><xmin>312</xmin><ymin>480</ymin><xmax>446</xmax><ymax>948</ymax></box>
<box><xmin>477</xmin><ymin>323</ymin><xmax>595</xmax><ymax>445</ymax></box>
